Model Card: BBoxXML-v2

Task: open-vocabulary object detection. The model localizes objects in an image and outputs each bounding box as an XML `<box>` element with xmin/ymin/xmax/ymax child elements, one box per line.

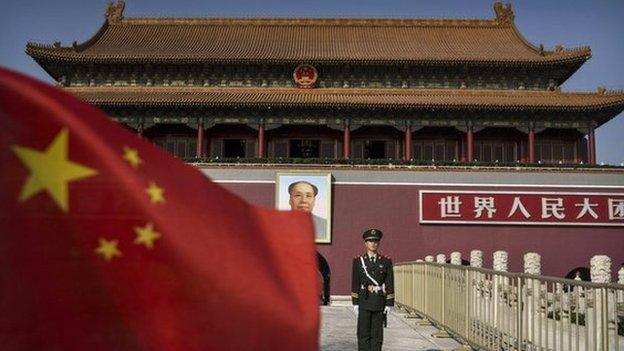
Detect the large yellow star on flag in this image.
<box><xmin>146</xmin><ymin>181</ymin><xmax>165</xmax><ymax>204</ymax></box>
<box><xmin>122</xmin><ymin>146</ymin><xmax>143</xmax><ymax>168</ymax></box>
<box><xmin>134</xmin><ymin>222</ymin><xmax>161</xmax><ymax>249</ymax></box>
<box><xmin>95</xmin><ymin>238</ymin><xmax>122</xmax><ymax>261</ymax></box>
<box><xmin>11</xmin><ymin>128</ymin><xmax>98</xmax><ymax>212</ymax></box>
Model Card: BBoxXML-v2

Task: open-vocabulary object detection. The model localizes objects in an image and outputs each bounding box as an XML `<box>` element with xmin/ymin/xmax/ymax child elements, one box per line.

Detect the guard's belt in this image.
<box><xmin>367</xmin><ymin>285</ymin><xmax>383</xmax><ymax>294</ymax></box>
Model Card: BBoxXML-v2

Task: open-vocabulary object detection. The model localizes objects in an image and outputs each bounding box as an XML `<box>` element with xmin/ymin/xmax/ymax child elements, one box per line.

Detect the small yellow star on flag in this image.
<box><xmin>145</xmin><ymin>181</ymin><xmax>165</xmax><ymax>204</ymax></box>
<box><xmin>95</xmin><ymin>238</ymin><xmax>122</xmax><ymax>261</ymax></box>
<box><xmin>11</xmin><ymin>128</ymin><xmax>98</xmax><ymax>212</ymax></box>
<box><xmin>134</xmin><ymin>222</ymin><xmax>161</xmax><ymax>249</ymax></box>
<box><xmin>122</xmin><ymin>146</ymin><xmax>142</xmax><ymax>168</ymax></box>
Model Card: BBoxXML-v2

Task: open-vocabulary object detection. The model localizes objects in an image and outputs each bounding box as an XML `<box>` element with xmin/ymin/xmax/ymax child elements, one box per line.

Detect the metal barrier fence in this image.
<box><xmin>395</xmin><ymin>262</ymin><xmax>624</xmax><ymax>351</ymax></box>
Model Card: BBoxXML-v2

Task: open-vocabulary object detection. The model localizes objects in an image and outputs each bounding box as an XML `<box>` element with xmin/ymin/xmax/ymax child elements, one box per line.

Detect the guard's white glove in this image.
<box><xmin>384</xmin><ymin>306</ymin><xmax>392</xmax><ymax>314</ymax></box>
<box><xmin>353</xmin><ymin>305</ymin><xmax>359</xmax><ymax>314</ymax></box>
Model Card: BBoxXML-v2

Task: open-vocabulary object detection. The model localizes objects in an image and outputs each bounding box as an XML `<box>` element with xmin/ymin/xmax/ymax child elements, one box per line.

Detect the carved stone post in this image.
<box><xmin>590</xmin><ymin>255</ymin><xmax>611</xmax><ymax>351</ymax></box>
<box><xmin>470</xmin><ymin>250</ymin><xmax>483</xmax><ymax>324</ymax></box>
<box><xmin>591</xmin><ymin>255</ymin><xmax>611</xmax><ymax>283</ymax></box>
<box><xmin>493</xmin><ymin>251</ymin><xmax>508</xmax><ymax>272</ymax></box>
<box><xmin>524</xmin><ymin>252</ymin><xmax>541</xmax><ymax>345</ymax></box>
<box><xmin>421</xmin><ymin>255</ymin><xmax>434</xmax><ymax>326</ymax></box>
<box><xmin>470</xmin><ymin>250</ymin><xmax>483</xmax><ymax>268</ymax></box>
<box><xmin>450</xmin><ymin>251</ymin><xmax>461</xmax><ymax>265</ymax></box>
<box><xmin>523</xmin><ymin>252</ymin><xmax>541</xmax><ymax>275</ymax></box>
<box><xmin>493</xmin><ymin>251</ymin><xmax>508</xmax><ymax>329</ymax></box>
<box><xmin>432</xmin><ymin>253</ymin><xmax>451</xmax><ymax>338</ymax></box>
<box><xmin>573</xmin><ymin>271</ymin><xmax>586</xmax><ymax>313</ymax></box>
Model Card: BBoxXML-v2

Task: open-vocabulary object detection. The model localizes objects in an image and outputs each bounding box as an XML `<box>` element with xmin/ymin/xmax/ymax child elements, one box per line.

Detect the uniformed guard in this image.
<box><xmin>351</xmin><ymin>229</ymin><xmax>394</xmax><ymax>351</ymax></box>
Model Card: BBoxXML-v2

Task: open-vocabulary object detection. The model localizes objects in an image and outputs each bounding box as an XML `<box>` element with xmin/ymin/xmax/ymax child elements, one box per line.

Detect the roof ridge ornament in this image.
<box><xmin>493</xmin><ymin>1</ymin><xmax>514</xmax><ymax>25</ymax></box>
<box><xmin>106</xmin><ymin>0</ymin><xmax>125</xmax><ymax>24</ymax></box>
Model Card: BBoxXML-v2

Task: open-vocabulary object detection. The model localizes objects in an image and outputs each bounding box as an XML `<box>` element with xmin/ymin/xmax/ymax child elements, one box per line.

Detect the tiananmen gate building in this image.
<box><xmin>26</xmin><ymin>1</ymin><xmax>624</xmax><ymax>301</ymax></box>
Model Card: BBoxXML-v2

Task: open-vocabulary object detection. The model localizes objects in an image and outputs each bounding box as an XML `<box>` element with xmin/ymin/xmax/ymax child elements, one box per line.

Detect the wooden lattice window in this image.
<box><xmin>412</xmin><ymin>140</ymin><xmax>457</xmax><ymax>161</ymax></box>
<box><xmin>472</xmin><ymin>141</ymin><xmax>517</xmax><ymax>163</ymax></box>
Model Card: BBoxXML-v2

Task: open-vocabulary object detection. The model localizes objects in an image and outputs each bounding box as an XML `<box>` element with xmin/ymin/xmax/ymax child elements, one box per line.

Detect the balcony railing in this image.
<box><xmin>395</xmin><ymin>262</ymin><xmax>624</xmax><ymax>351</ymax></box>
<box><xmin>185</xmin><ymin>157</ymin><xmax>624</xmax><ymax>171</ymax></box>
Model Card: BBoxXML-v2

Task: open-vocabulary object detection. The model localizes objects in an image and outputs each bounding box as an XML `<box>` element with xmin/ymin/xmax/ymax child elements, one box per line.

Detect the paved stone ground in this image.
<box><xmin>320</xmin><ymin>306</ymin><xmax>464</xmax><ymax>351</ymax></box>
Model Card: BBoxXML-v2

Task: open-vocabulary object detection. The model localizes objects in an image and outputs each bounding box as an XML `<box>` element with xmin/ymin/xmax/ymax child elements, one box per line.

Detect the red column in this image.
<box><xmin>588</xmin><ymin>125</ymin><xmax>596</xmax><ymax>165</ymax></box>
<box><xmin>404</xmin><ymin>125</ymin><xmax>412</xmax><ymax>161</ymax></box>
<box><xmin>459</xmin><ymin>138</ymin><xmax>465</xmax><ymax>162</ymax></box>
<box><xmin>575</xmin><ymin>138</ymin><xmax>582</xmax><ymax>163</ymax></box>
<box><xmin>196</xmin><ymin>120</ymin><xmax>204</xmax><ymax>158</ymax></box>
<box><xmin>528</xmin><ymin>127</ymin><xmax>535</xmax><ymax>163</ymax></box>
<box><xmin>466</xmin><ymin>125</ymin><xmax>473</xmax><ymax>162</ymax></box>
<box><xmin>343</xmin><ymin>122</ymin><xmax>350</xmax><ymax>159</ymax></box>
<box><xmin>257</xmin><ymin>122</ymin><xmax>265</xmax><ymax>158</ymax></box>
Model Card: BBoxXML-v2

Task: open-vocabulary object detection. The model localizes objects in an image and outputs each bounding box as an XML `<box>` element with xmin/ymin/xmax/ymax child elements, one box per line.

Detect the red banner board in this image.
<box><xmin>420</xmin><ymin>190</ymin><xmax>624</xmax><ymax>226</ymax></box>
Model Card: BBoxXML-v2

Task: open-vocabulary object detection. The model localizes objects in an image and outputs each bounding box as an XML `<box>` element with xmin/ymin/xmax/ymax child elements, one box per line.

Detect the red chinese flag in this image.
<box><xmin>0</xmin><ymin>67</ymin><xmax>319</xmax><ymax>350</ymax></box>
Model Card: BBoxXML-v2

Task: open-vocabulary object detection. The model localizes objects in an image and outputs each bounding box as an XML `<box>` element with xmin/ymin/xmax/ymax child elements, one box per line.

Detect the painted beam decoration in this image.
<box><xmin>420</xmin><ymin>190</ymin><xmax>624</xmax><ymax>226</ymax></box>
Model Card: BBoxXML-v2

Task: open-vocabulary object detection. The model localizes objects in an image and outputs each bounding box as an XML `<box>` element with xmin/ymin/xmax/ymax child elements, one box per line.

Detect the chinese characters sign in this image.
<box><xmin>420</xmin><ymin>190</ymin><xmax>624</xmax><ymax>226</ymax></box>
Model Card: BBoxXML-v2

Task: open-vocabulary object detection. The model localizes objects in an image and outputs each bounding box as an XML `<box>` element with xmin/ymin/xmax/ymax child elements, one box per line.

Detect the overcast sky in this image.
<box><xmin>1</xmin><ymin>0</ymin><xmax>622</xmax><ymax>164</ymax></box>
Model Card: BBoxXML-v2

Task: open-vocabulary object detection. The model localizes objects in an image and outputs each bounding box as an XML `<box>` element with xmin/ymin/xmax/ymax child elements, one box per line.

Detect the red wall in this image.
<box><xmin>221</xmin><ymin>182</ymin><xmax>624</xmax><ymax>296</ymax></box>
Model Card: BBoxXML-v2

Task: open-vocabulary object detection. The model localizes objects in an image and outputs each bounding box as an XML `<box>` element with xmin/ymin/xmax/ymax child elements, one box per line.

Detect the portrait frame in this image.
<box><xmin>275</xmin><ymin>172</ymin><xmax>332</xmax><ymax>244</ymax></box>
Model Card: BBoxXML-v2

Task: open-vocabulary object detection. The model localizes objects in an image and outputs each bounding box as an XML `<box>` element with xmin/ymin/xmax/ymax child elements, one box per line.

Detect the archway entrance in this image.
<box><xmin>317</xmin><ymin>252</ymin><xmax>331</xmax><ymax>305</ymax></box>
<box><xmin>564</xmin><ymin>267</ymin><xmax>590</xmax><ymax>292</ymax></box>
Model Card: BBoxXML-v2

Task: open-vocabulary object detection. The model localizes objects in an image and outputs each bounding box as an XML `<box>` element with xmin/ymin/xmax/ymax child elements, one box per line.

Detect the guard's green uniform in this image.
<box><xmin>351</xmin><ymin>229</ymin><xmax>394</xmax><ymax>351</ymax></box>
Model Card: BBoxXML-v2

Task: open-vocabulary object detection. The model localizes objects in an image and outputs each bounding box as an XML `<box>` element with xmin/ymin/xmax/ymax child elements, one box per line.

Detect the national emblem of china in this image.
<box><xmin>293</xmin><ymin>64</ymin><xmax>318</xmax><ymax>89</ymax></box>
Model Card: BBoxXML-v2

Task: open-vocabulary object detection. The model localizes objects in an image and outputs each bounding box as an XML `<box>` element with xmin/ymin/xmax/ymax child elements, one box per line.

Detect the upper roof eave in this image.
<box><xmin>24</xmin><ymin>46</ymin><xmax>592</xmax><ymax>67</ymax></box>
<box><xmin>25</xmin><ymin>1</ymin><xmax>592</xmax><ymax>69</ymax></box>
